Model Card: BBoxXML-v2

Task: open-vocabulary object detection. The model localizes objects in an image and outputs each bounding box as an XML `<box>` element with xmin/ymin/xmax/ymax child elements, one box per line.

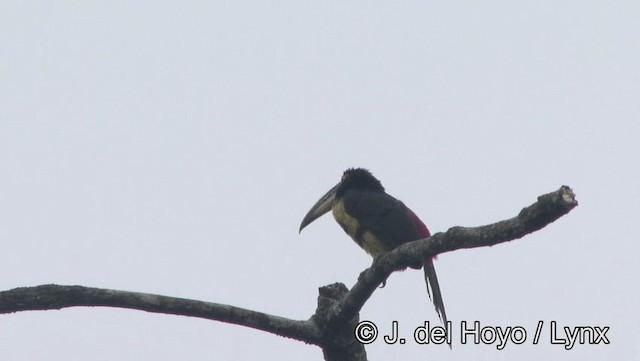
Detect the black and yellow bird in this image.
<box><xmin>299</xmin><ymin>168</ymin><xmax>447</xmax><ymax>325</ymax></box>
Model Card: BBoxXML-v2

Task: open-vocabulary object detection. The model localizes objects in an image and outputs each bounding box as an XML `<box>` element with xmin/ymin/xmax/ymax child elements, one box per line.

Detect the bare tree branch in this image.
<box><xmin>0</xmin><ymin>185</ymin><xmax>577</xmax><ymax>360</ymax></box>
<box><xmin>0</xmin><ymin>284</ymin><xmax>322</xmax><ymax>345</ymax></box>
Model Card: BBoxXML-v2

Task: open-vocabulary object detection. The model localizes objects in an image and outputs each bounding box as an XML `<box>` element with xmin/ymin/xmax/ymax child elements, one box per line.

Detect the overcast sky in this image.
<box><xmin>1</xmin><ymin>1</ymin><xmax>638</xmax><ymax>360</ymax></box>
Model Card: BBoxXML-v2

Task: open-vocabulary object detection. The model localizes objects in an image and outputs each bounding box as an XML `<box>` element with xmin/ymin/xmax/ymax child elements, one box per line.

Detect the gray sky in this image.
<box><xmin>1</xmin><ymin>1</ymin><xmax>637</xmax><ymax>360</ymax></box>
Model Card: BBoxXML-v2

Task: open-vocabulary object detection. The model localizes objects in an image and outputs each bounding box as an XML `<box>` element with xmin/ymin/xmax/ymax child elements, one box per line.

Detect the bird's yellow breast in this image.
<box><xmin>332</xmin><ymin>198</ymin><xmax>387</xmax><ymax>258</ymax></box>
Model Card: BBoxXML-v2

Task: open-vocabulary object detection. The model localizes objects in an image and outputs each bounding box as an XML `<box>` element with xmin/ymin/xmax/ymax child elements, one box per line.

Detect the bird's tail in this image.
<box><xmin>423</xmin><ymin>257</ymin><xmax>448</xmax><ymax>326</ymax></box>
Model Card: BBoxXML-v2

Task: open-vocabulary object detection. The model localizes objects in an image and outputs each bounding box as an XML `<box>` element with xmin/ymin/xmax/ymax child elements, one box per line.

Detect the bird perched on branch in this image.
<box><xmin>299</xmin><ymin>168</ymin><xmax>447</xmax><ymax>326</ymax></box>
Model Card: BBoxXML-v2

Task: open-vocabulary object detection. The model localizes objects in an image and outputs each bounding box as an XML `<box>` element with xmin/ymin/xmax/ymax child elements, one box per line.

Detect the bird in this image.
<box><xmin>299</xmin><ymin>167</ymin><xmax>447</xmax><ymax>326</ymax></box>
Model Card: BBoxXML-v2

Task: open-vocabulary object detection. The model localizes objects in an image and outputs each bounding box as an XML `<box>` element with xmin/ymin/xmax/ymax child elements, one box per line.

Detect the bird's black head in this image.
<box><xmin>335</xmin><ymin>168</ymin><xmax>385</xmax><ymax>197</ymax></box>
<box><xmin>299</xmin><ymin>167</ymin><xmax>385</xmax><ymax>232</ymax></box>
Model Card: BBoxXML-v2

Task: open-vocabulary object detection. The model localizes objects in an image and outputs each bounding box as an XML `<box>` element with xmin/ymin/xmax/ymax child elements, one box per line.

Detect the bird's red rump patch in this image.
<box><xmin>405</xmin><ymin>207</ymin><xmax>436</xmax><ymax>259</ymax></box>
<box><xmin>405</xmin><ymin>207</ymin><xmax>431</xmax><ymax>238</ymax></box>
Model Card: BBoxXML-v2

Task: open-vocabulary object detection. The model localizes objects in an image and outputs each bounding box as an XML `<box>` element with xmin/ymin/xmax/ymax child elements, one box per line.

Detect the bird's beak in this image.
<box><xmin>299</xmin><ymin>182</ymin><xmax>339</xmax><ymax>233</ymax></box>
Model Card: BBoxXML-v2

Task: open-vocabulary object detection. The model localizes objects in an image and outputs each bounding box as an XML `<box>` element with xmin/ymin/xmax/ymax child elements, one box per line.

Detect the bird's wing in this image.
<box><xmin>341</xmin><ymin>190</ymin><xmax>421</xmax><ymax>250</ymax></box>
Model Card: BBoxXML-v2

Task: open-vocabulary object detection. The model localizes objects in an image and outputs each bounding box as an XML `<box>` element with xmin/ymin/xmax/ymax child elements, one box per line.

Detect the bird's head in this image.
<box><xmin>299</xmin><ymin>168</ymin><xmax>384</xmax><ymax>232</ymax></box>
